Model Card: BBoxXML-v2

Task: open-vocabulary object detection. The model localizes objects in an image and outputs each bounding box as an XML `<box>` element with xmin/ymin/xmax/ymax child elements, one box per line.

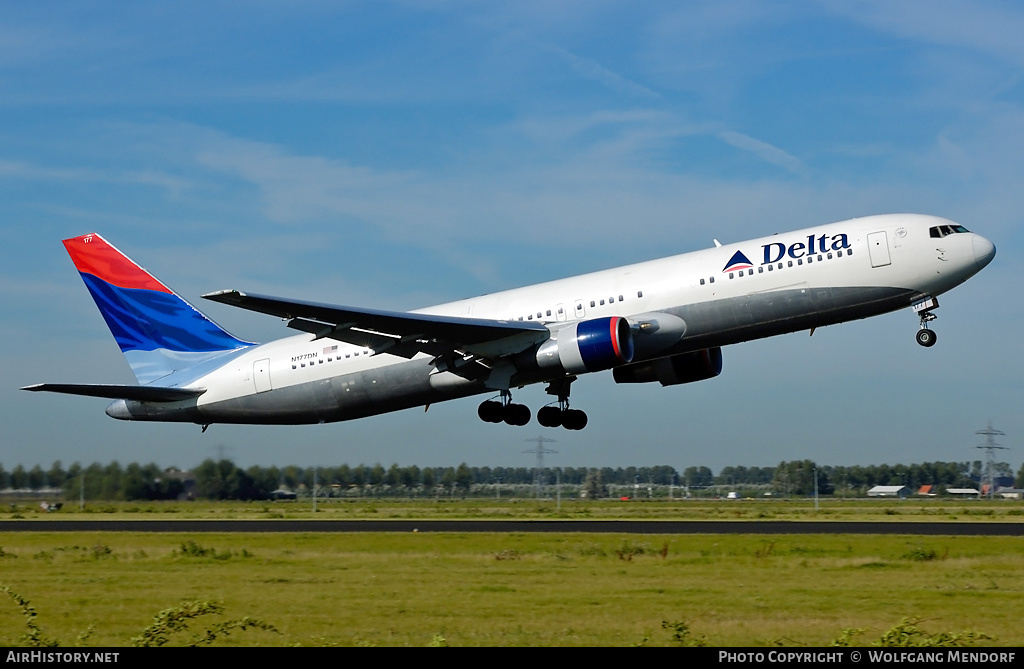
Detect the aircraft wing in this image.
<box><xmin>21</xmin><ymin>383</ymin><xmax>205</xmax><ymax>402</ymax></box>
<box><xmin>202</xmin><ymin>290</ymin><xmax>550</xmax><ymax>359</ymax></box>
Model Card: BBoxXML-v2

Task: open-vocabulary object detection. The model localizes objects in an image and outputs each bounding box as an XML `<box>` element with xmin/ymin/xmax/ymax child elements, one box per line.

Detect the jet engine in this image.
<box><xmin>612</xmin><ymin>347</ymin><xmax>723</xmax><ymax>386</ymax></box>
<box><xmin>530</xmin><ymin>316</ymin><xmax>635</xmax><ymax>374</ymax></box>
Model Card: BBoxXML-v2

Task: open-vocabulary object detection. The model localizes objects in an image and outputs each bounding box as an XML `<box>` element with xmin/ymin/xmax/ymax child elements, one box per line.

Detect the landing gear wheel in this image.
<box><xmin>562</xmin><ymin>409</ymin><xmax>588</xmax><ymax>431</ymax></box>
<box><xmin>478</xmin><ymin>400</ymin><xmax>504</xmax><ymax>423</ymax></box>
<box><xmin>916</xmin><ymin>329</ymin><xmax>937</xmax><ymax>348</ymax></box>
<box><xmin>503</xmin><ymin>403</ymin><xmax>531</xmax><ymax>426</ymax></box>
<box><xmin>537</xmin><ymin>405</ymin><xmax>563</xmax><ymax>428</ymax></box>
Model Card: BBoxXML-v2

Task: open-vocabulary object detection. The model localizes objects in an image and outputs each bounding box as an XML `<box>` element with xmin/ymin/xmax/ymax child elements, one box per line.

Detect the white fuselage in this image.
<box><xmin>106</xmin><ymin>213</ymin><xmax>994</xmax><ymax>424</ymax></box>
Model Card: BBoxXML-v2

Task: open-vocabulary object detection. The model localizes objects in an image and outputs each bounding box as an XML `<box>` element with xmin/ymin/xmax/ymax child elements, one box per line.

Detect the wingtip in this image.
<box><xmin>202</xmin><ymin>289</ymin><xmax>245</xmax><ymax>300</ymax></box>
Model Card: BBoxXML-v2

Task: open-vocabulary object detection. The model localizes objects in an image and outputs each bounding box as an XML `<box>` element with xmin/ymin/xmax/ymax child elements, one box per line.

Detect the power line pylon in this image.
<box><xmin>975</xmin><ymin>421</ymin><xmax>1009</xmax><ymax>500</ymax></box>
<box><xmin>523</xmin><ymin>436</ymin><xmax>557</xmax><ymax>499</ymax></box>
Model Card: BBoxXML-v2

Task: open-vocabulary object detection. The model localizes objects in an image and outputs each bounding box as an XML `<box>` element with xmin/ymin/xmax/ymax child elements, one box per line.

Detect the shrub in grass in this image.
<box><xmin>1</xmin><ymin>585</ymin><xmax>58</xmax><ymax>648</ymax></box>
<box><xmin>875</xmin><ymin>618</ymin><xmax>993</xmax><ymax>647</ymax></box>
<box><xmin>131</xmin><ymin>600</ymin><xmax>278</xmax><ymax>647</ymax></box>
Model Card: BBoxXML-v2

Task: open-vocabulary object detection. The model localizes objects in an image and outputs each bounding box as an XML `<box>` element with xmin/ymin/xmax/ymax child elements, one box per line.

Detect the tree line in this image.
<box><xmin>1</xmin><ymin>458</ymin><xmax>1020</xmax><ymax>501</ymax></box>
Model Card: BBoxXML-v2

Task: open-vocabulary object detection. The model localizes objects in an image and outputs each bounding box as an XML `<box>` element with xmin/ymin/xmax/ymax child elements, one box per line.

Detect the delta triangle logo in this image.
<box><xmin>722</xmin><ymin>250</ymin><xmax>753</xmax><ymax>273</ymax></box>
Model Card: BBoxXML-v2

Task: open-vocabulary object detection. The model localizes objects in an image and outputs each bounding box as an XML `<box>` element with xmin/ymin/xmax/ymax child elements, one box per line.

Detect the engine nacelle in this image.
<box><xmin>612</xmin><ymin>347</ymin><xmax>723</xmax><ymax>386</ymax></box>
<box><xmin>534</xmin><ymin>316</ymin><xmax>634</xmax><ymax>374</ymax></box>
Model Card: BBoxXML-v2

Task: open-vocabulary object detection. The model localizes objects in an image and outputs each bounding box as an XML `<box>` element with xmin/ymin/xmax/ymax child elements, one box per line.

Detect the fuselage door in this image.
<box><xmin>253</xmin><ymin>358</ymin><xmax>273</xmax><ymax>393</ymax></box>
<box><xmin>867</xmin><ymin>231</ymin><xmax>892</xmax><ymax>268</ymax></box>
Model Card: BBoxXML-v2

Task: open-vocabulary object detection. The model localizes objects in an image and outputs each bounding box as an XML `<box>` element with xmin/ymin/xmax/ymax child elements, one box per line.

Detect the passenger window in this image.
<box><xmin>618</xmin><ymin>295</ymin><xmax>623</xmax><ymax>301</ymax></box>
<box><xmin>787</xmin><ymin>261</ymin><xmax>793</xmax><ymax>267</ymax></box>
<box><xmin>700</xmin><ymin>278</ymin><xmax>706</xmax><ymax>285</ymax></box>
<box><xmin>729</xmin><ymin>272</ymin><xmax>734</xmax><ymax>279</ymax></box>
<box><xmin>590</xmin><ymin>300</ymin><xmax>596</xmax><ymax>307</ymax></box>
<box><xmin>758</xmin><ymin>267</ymin><xmax>763</xmax><ymax>273</ymax></box>
<box><xmin>827</xmin><ymin>252</ymin><xmax>833</xmax><ymax>259</ymax></box>
<box><xmin>798</xmin><ymin>259</ymin><xmax>803</xmax><ymax>265</ymax></box>
<box><xmin>637</xmin><ymin>291</ymin><xmax>643</xmax><ymax>298</ymax></box>
<box><xmin>600</xmin><ymin>299</ymin><xmax>605</xmax><ymax>305</ymax></box>
<box><xmin>546</xmin><ymin>310</ymin><xmax>551</xmax><ymax>317</ymax></box>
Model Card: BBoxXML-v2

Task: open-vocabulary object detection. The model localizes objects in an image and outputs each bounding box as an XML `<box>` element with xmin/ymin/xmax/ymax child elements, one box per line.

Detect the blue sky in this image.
<box><xmin>2</xmin><ymin>1</ymin><xmax>1021</xmax><ymax>474</ymax></box>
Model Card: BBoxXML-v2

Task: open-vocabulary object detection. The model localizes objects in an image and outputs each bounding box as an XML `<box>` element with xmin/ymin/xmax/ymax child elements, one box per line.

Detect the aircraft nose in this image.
<box><xmin>972</xmin><ymin>234</ymin><xmax>996</xmax><ymax>271</ymax></box>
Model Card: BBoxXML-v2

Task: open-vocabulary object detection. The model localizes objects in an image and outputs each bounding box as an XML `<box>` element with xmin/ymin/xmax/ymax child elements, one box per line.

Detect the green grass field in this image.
<box><xmin>2</xmin><ymin>509</ymin><xmax>1023</xmax><ymax>646</ymax></box>
<box><xmin>6</xmin><ymin>496</ymin><xmax>1024</xmax><ymax>522</ymax></box>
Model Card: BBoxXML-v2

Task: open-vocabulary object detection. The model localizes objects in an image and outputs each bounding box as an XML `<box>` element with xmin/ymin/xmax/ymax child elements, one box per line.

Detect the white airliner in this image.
<box><xmin>23</xmin><ymin>213</ymin><xmax>995</xmax><ymax>431</ymax></box>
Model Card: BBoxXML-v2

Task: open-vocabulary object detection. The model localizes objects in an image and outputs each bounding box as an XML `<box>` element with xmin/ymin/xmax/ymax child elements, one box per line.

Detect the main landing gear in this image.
<box><xmin>537</xmin><ymin>376</ymin><xmax>588</xmax><ymax>431</ymax></box>
<box><xmin>537</xmin><ymin>405</ymin><xmax>588</xmax><ymax>431</ymax></box>
<box><xmin>477</xmin><ymin>390</ymin><xmax>531</xmax><ymax>426</ymax></box>
<box><xmin>476</xmin><ymin>376</ymin><xmax>589</xmax><ymax>430</ymax></box>
<box><xmin>912</xmin><ymin>296</ymin><xmax>939</xmax><ymax>348</ymax></box>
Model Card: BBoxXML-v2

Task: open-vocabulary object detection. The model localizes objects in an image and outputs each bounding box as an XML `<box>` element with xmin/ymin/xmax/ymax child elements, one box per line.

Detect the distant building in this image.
<box><xmin>867</xmin><ymin>485</ymin><xmax>910</xmax><ymax>498</ymax></box>
<box><xmin>917</xmin><ymin>485</ymin><xmax>936</xmax><ymax>497</ymax></box>
<box><xmin>946</xmin><ymin>488</ymin><xmax>981</xmax><ymax>498</ymax></box>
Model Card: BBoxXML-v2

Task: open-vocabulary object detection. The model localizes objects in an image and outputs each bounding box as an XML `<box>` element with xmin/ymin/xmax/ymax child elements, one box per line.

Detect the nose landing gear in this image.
<box><xmin>912</xmin><ymin>296</ymin><xmax>939</xmax><ymax>347</ymax></box>
<box><xmin>915</xmin><ymin>327</ymin><xmax>937</xmax><ymax>348</ymax></box>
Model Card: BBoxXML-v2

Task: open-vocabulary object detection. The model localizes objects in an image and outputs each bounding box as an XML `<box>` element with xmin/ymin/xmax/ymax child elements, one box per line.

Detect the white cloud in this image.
<box><xmin>717</xmin><ymin>131</ymin><xmax>806</xmax><ymax>175</ymax></box>
<box><xmin>822</xmin><ymin>0</ymin><xmax>1024</xmax><ymax>67</ymax></box>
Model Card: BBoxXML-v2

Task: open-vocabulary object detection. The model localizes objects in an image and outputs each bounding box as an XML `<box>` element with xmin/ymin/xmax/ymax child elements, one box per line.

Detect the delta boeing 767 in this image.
<box><xmin>23</xmin><ymin>213</ymin><xmax>995</xmax><ymax>431</ymax></box>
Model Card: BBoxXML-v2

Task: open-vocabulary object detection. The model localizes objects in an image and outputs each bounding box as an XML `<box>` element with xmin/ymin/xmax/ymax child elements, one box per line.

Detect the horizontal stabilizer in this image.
<box><xmin>21</xmin><ymin>383</ymin><xmax>205</xmax><ymax>402</ymax></box>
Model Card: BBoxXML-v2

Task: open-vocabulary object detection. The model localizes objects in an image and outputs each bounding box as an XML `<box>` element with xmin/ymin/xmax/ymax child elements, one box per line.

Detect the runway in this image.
<box><xmin>1</xmin><ymin>520</ymin><xmax>1021</xmax><ymax>534</ymax></box>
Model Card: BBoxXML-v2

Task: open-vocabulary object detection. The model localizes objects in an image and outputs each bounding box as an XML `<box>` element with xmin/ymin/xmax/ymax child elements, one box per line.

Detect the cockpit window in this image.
<box><xmin>929</xmin><ymin>224</ymin><xmax>971</xmax><ymax>238</ymax></box>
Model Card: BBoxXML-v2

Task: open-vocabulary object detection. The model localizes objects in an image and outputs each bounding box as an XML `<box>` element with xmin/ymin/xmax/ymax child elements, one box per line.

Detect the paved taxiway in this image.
<box><xmin>0</xmin><ymin>520</ymin><xmax>1021</xmax><ymax>534</ymax></box>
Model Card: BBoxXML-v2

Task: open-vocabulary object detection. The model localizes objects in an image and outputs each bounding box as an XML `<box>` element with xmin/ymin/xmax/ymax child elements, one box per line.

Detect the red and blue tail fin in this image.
<box><xmin>63</xmin><ymin>233</ymin><xmax>254</xmax><ymax>384</ymax></box>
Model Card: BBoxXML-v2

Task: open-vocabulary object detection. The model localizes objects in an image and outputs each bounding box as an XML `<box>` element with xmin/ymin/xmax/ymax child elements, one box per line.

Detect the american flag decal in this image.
<box><xmin>323</xmin><ymin>345</ymin><xmax>338</xmax><ymax>355</ymax></box>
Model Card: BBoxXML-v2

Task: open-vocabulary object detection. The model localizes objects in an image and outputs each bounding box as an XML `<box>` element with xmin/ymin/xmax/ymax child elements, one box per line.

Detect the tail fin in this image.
<box><xmin>63</xmin><ymin>233</ymin><xmax>254</xmax><ymax>384</ymax></box>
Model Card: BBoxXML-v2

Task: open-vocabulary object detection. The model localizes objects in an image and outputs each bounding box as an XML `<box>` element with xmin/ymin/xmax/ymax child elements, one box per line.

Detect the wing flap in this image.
<box><xmin>21</xmin><ymin>383</ymin><xmax>205</xmax><ymax>402</ymax></box>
